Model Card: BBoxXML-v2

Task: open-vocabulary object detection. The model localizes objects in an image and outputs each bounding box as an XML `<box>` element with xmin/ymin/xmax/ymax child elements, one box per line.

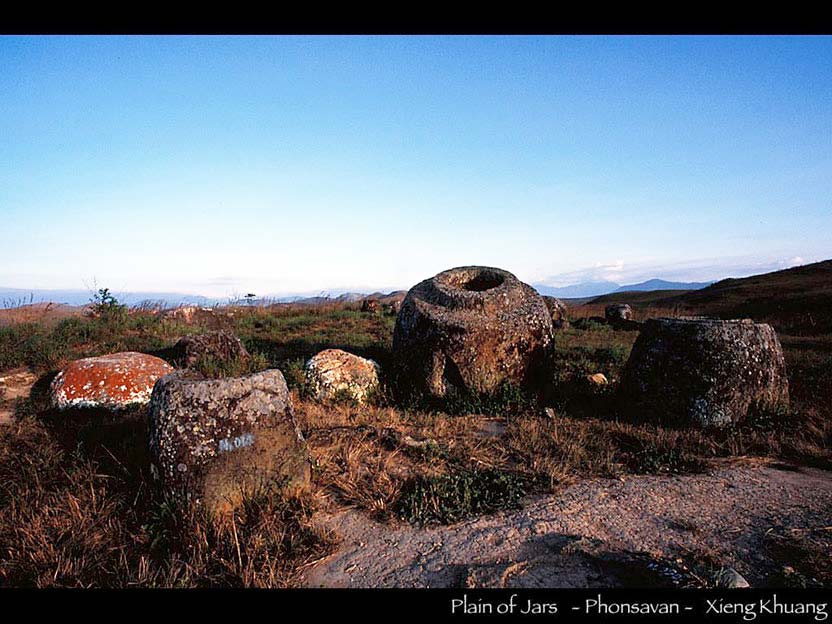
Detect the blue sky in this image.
<box><xmin>1</xmin><ymin>35</ymin><xmax>830</xmax><ymax>298</ymax></box>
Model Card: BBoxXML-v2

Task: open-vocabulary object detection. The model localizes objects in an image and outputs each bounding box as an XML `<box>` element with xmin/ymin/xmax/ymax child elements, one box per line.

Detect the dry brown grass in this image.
<box><xmin>0</xmin><ymin>411</ymin><xmax>334</xmax><ymax>588</ymax></box>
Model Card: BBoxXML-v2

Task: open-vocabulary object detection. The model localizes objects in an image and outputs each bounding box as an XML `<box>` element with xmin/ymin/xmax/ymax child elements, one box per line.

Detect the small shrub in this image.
<box><xmin>399</xmin><ymin>382</ymin><xmax>534</xmax><ymax>417</ymax></box>
<box><xmin>0</xmin><ymin>324</ymin><xmax>69</xmax><ymax>370</ymax></box>
<box><xmin>90</xmin><ymin>288</ymin><xmax>127</xmax><ymax>327</ymax></box>
<box><xmin>619</xmin><ymin>436</ymin><xmax>708</xmax><ymax>475</ymax></box>
<box><xmin>280</xmin><ymin>357</ymin><xmax>308</xmax><ymax>392</ymax></box>
<box><xmin>396</xmin><ymin>469</ymin><xmax>531</xmax><ymax>526</ymax></box>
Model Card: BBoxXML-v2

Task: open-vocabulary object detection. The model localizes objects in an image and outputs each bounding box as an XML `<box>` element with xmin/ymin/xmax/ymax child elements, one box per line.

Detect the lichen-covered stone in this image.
<box><xmin>392</xmin><ymin>266</ymin><xmax>554</xmax><ymax>400</ymax></box>
<box><xmin>148</xmin><ymin>369</ymin><xmax>310</xmax><ymax>516</ymax></box>
<box><xmin>172</xmin><ymin>330</ymin><xmax>249</xmax><ymax>367</ymax></box>
<box><xmin>619</xmin><ymin>317</ymin><xmax>789</xmax><ymax>427</ymax></box>
<box><xmin>305</xmin><ymin>349</ymin><xmax>380</xmax><ymax>404</ymax></box>
<box><xmin>605</xmin><ymin>303</ymin><xmax>633</xmax><ymax>323</ymax></box>
<box><xmin>50</xmin><ymin>352</ymin><xmax>174</xmax><ymax>410</ymax></box>
<box><xmin>543</xmin><ymin>296</ymin><xmax>570</xmax><ymax>329</ymax></box>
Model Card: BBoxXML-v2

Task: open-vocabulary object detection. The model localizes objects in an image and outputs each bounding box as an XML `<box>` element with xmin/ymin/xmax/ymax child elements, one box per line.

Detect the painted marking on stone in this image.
<box><xmin>218</xmin><ymin>432</ymin><xmax>255</xmax><ymax>453</ymax></box>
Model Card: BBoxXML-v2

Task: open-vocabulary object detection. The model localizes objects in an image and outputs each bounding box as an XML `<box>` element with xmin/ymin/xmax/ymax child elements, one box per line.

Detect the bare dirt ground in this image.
<box><xmin>303</xmin><ymin>459</ymin><xmax>832</xmax><ymax>588</ymax></box>
<box><xmin>0</xmin><ymin>368</ymin><xmax>37</xmax><ymax>424</ymax></box>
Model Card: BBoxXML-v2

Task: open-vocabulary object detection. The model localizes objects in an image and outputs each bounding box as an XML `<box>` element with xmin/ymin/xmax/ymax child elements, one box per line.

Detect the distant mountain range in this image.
<box><xmin>0</xmin><ymin>278</ymin><xmax>711</xmax><ymax>309</ymax></box>
<box><xmin>0</xmin><ymin>287</ymin><xmax>220</xmax><ymax>309</ymax></box>
<box><xmin>0</xmin><ymin>278</ymin><xmax>710</xmax><ymax>309</ymax></box>
<box><xmin>533</xmin><ymin>278</ymin><xmax>713</xmax><ymax>299</ymax></box>
<box><xmin>0</xmin><ymin>287</ymin><xmax>407</xmax><ymax>309</ymax></box>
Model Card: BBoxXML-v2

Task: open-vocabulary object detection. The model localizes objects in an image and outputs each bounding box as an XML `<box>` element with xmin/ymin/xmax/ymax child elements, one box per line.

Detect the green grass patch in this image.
<box><xmin>396</xmin><ymin>468</ymin><xmax>531</xmax><ymax>526</ymax></box>
<box><xmin>189</xmin><ymin>352</ymin><xmax>270</xmax><ymax>379</ymax></box>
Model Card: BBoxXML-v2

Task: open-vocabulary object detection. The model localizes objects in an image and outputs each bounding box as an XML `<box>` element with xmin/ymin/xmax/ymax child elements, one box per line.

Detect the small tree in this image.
<box><xmin>90</xmin><ymin>287</ymin><xmax>127</xmax><ymax>325</ymax></box>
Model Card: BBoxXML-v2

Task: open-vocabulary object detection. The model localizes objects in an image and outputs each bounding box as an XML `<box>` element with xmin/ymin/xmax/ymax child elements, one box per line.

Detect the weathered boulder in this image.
<box><xmin>392</xmin><ymin>266</ymin><xmax>554</xmax><ymax>400</ymax></box>
<box><xmin>586</xmin><ymin>373</ymin><xmax>609</xmax><ymax>386</ymax></box>
<box><xmin>387</xmin><ymin>299</ymin><xmax>402</xmax><ymax>315</ymax></box>
<box><xmin>148</xmin><ymin>369</ymin><xmax>310</xmax><ymax>515</ymax></box>
<box><xmin>361</xmin><ymin>298</ymin><xmax>380</xmax><ymax>313</ymax></box>
<box><xmin>619</xmin><ymin>317</ymin><xmax>789</xmax><ymax>427</ymax></box>
<box><xmin>305</xmin><ymin>348</ymin><xmax>380</xmax><ymax>404</ymax></box>
<box><xmin>605</xmin><ymin>303</ymin><xmax>633</xmax><ymax>323</ymax></box>
<box><xmin>714</xmin><ymin>567</ymin><xmax>750</xmax><ymax>588</ymax></box>
<box><xmin>50</xmin><ymin>352</ymin><xmax>174</xmax><ymax>410</ymax></box>
<box><xmin>542</xmin><ymin>296</ymin><xmax>570</xmax><ymax>329</ymax></box>
<box><xmin>172</xmin><ymin>330</ymin><xmax>250</xmax><ymax>368</ymax></box>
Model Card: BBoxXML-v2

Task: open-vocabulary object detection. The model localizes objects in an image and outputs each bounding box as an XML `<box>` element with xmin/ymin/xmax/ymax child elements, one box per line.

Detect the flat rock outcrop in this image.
<box><xmin>172</xmin><ymin>330</ymin><xmax>249</xmax><ymax>367</ymax></box>
<box><xmin>305</xmin><ymin>349</ymin><xmax>380</xmax><ymax>404</ymax></box>
<box><xmin>148</xmin><ymin>369</ymin><xmax>310</xmax><ymax>516</ymax></box>
<box><xmin>50</xmin><ymin>352</ymin><xmax>174</xmax><ymax>410</ymax></box>
<box><xmin>619</xmin><ymin>317</ymin><xmax>789</xmax><ymax>427</ymax></box>
<box><xmin>392</xmin><ymin>266</ymin><xmax>554</xmax><ymax>400</ymax></box>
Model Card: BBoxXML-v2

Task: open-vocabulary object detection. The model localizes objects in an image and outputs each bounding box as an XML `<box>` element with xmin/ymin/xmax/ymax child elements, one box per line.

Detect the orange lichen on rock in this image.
<box><xmin>50</xmin><ymin>351</ymin><xmax>174</xmax><ymax>410</ymax></box>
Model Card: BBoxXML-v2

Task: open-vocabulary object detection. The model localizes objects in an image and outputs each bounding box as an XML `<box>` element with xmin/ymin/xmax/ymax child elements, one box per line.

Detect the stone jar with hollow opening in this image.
<box><xmin>392</xmin><ymin>266</ymin><xmax>554</xmax><ymax>401</ymax></box>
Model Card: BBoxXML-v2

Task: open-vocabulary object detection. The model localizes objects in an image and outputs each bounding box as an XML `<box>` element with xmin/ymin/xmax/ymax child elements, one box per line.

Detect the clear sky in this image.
<box><xmin>1</xmin><ymin>35</ymin><xmax>830</xmax><ymax>297</ymax></box>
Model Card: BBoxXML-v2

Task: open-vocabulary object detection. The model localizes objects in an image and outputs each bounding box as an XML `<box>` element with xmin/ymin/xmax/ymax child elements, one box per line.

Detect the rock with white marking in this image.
<box><xmin>49</xmin><ymin>352</ymin><xmax>174</xmax><ymax>411</ymax></box>
<box><xmin>148</xmin><ymin>369</ymin><xmax>310</xmax><ymax>516</ymax></box>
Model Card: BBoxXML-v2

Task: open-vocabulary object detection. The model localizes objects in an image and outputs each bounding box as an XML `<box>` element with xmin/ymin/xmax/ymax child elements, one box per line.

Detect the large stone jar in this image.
<box><xmin>392</xmin><ymin>266</ymin><xmax>554</xmax><ymax>401</ymax></box>
<box><xmin>618</xmin><ymin>317</ymin><xmax>789</xmax><ymax>427</ymax></box>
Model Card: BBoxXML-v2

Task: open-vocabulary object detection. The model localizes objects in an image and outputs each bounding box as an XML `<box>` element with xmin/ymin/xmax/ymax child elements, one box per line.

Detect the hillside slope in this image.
<box><xmin>588</xmin><ymin>289</ymin><xmax>695</xmax><ymax>306</ymax></box>
<box><xmin>591</xmin><ymin>260</ymin><xmax>832</xmax><ymax>335</ymax></box>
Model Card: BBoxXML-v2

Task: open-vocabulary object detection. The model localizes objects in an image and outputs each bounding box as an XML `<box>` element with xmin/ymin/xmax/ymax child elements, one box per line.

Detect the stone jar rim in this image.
<box><xmin>425</xmin><ymin>266</ymin><xmax>516</xmax><ymax>309</ymax></box>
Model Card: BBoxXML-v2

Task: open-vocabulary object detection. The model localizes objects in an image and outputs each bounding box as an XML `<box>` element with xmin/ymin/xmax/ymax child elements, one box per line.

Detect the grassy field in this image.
<box><xmin>1</xmin><ymin>275</ymin><xmax>831</xmax><ymax>587</ymax></box>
